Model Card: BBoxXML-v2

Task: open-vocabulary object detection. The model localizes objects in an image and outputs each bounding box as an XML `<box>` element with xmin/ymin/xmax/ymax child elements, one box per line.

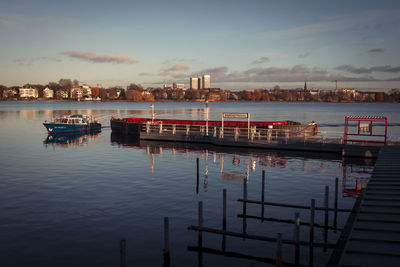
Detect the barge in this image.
<box><xmin>110</xmin><ymin>117</ymin><xmax>318</xmax><ymax>137</ymax></box>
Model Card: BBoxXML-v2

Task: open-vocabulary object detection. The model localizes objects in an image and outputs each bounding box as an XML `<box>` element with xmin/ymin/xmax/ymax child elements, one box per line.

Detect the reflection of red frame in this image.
<box><xmin>344</xmin><ymin>116</ymin><xmax>387</xmax><ymax>145</ymax></box>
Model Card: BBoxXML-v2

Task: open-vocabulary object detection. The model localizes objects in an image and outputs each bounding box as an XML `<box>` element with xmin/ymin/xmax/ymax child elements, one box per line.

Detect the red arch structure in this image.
<box><xmin>344</xmin><ymin>115</ymin><xmax>387</xmax><ymax>145</ymax></box>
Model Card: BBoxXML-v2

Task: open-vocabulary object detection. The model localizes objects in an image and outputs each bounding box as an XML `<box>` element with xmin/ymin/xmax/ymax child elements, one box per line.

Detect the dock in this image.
<box><xmin>137</xmin><ymin>122</ymin><xmax>382</xmax><ymax>158</ymax></box>
<box><xmin>328</xmin><ymin>146</ymin><xmax>400</xmax><ymax>266</ymax></box>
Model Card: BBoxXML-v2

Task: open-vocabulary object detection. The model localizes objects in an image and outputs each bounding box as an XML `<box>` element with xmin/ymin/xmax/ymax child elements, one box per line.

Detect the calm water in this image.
<box><xmin>0</xmin><ymin>101</ymin><xmax>398</xmax><ymax>266</ymax></box>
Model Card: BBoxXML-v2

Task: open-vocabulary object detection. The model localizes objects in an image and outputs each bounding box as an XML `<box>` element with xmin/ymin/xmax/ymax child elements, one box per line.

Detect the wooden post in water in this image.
<box><xmin>294</xmin><ymin>212</ymin><xmax>300</xmax><ymax>265</ymax></box>
<box><xmin>196</xmin><ymin>158</ymin><xmax>199</xmax><ymax>194</ymax></box>
<box><xmin>163</xmin><ymin>217</ymin><xmax>170</xmax><ymax>267</ymax></box>
<box><xmin>309</xmin><ymin>199</ymin><xmax>315</xmax><ymax>267</ymax></box>
<box><xmin>222</xmin><ymin>189</ymin><xmax>227</xmax><ymax>251</ymax></box>
<box><xmin>276</xmin><ymin>233</ymin><xmax>282</xmax><ymax>267</ymax></box>
<box><xmin>198</xmin><ymin>201</ymin><xmax>203</xmax><ymax>267</ymax></box>
<box><xmin>120</xmin><ymin>239</ymin><xmax>126</xmax><ymax>267</ymax></box>
<box><xmin>243</xmin><ymin>177</ymin><xmax>247</xmax><ymax>236</ymax></box>
<box><xmin>261</xmin><ymin>170</ymin><xmax>265</xmax><ymax>220</ymax></box>
<box><xmin>324</xmin><ymin>185</ymin><xmax>329</xmax><ymax>252</ymax></box>
<box><xmin>334</xmin><ymin>178</ymin><xmax>338</xmax><ymax>231</ymax></box>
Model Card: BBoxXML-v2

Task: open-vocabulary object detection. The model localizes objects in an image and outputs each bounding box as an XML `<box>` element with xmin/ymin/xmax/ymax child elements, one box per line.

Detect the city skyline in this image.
<box><xmin>0</xmin><ymin>0</ymin><xmax>400</xmax><ymax>91</ymax></box>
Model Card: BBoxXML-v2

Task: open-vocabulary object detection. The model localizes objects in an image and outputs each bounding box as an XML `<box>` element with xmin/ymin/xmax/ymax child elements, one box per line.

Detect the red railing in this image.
<box><xmin>121</xmin><ymin>117</ymin><xmax>288</xmax><ymax>127</ymax></box>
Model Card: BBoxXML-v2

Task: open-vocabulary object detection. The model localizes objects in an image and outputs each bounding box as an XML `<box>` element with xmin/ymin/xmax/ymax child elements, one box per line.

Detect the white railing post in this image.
<box><xmin>172</xmin><ymin>124</ymin><xmax>176</xmax><ymax>135</ymax></box>
<box><xmin>159</xmin><ymin>122</ymin><xmax>163</xmax><ymax>134</ymax></box>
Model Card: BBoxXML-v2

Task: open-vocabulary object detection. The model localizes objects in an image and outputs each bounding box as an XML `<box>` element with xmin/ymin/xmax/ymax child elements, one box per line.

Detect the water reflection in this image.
<box><xmin>110</xmin><ymin>133</ymin><xmax>374</xmax><ymax>198</ymax></box>
<box><xmin>44</xmin><ymin>131</ymin><xmax>101</xmax><ymax>148</ymax></box>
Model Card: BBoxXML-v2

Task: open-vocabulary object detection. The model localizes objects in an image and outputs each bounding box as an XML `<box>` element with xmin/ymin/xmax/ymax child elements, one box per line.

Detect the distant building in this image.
<box><xmin>198</xmin><ymin>78</ymin><xmax>202</xmax><ymax>90</ymax></box>
<box><xmin>3</xmin><ymin>88</ymin><xmax>18</xmax><ymax>99</ymax></box>
<box><xmin>43</xmin><ymin>87</ymin><xmax>54</xmax><ymax>98</ymax></box>
<box><xmin>173</xmin><ymin>83</ymin><xmax>185</xmax><ymax>90</ymax></box>
<box><xmin>71</xmin><ymin>85</ymin><xmax>92</xmax><ymax>99</ymax></box>
<box><xmin>163</xmin><ymin>84</ymin><xmax>173</xmax><ymax>89</ymax></box>
<box><xmin>190</xmin><ymin>77</ymin><xmax>199</xmax><ymax>89</ymax></box>
<box><xmin>19</xmin><ymin>86</ymin><xmax>38</xmax><ymax>98</ymax></box>
<box><xmin>56</xmin><ymin>89</ymin><xmax>69</xmax><ymax>99</ymax></box>
<box><xmin>202</xmin><ymin>74</ymin><xmax>210</xmax><ymax>89</ymax></box>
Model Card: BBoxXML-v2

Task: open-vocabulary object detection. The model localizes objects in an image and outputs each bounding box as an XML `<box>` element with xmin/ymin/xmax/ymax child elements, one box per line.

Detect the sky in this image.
<box><xmin>0</xmin><ymin>0</ymin><xmax>400</xmax><ymax>91</ymax></box>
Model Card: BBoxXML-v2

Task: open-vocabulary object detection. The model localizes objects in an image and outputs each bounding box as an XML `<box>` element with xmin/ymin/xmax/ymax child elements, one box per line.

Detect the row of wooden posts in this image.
<box><xmin>119</xmin><ymin>158</ymin><xmax>355</xmax><ymax>266</ymax></box>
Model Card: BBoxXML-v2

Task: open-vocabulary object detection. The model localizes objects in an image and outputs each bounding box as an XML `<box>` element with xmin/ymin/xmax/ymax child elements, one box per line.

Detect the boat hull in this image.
<box><xmin>43</xmin><ymin>122</ymin><xmax>101</xmax><ymax>134</ymax></box>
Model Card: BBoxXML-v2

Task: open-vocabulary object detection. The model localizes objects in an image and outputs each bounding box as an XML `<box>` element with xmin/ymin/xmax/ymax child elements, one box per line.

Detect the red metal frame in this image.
<box><xmin>344</xmin><ymin>115</ymin><xmax>387</xmax><ymax>145</ymax></box>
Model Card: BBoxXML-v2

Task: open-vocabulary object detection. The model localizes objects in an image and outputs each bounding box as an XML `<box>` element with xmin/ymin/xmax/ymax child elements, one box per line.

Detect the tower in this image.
<box><xmin>304</xmin><ymin>80</ymin><xmax>307</xmax><ymax>91</ymax></box>
<box><xmin>202</xmin><ymin>74</ymin><xmax>210</xmax><ymax>89</ymax></box>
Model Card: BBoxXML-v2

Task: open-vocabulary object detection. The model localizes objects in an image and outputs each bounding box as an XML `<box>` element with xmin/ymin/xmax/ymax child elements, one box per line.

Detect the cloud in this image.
<box><xmin>164</xmin><ymin>63</ymin><xmax>189</xmax><ymax>72</ymax></box>
<box><xmin>251</xmin><ymin>57</ymin><xmax>269</xmax><ymax>64</ymax></box>
<box><xmin>15</xmin><ymin>56</ymin><xmax>61</xmax><ymax>66</ymax></box>
<box><xmin>298</xmin><ymin>52</ymin><xmax>310</xmax><ymax>59</ymax></box>
<box><xmin>139</xmin><ymin>72</ymin><xmax>154</xmax><ymax>76</ymax></box>
<box><xmin>367</xmin><ymin>48</ymin><xmax>385</xmax><ymax>53</ymax></box>
<box><xmin>335</xmin><ymin>64</ymin><xmax>400</xmax><ymax>74</ymax></box>
<box><xmin>62</xmin><ymin>51</ymin><xmax>139</xmax><ymax>64</ymax></box>
<box><xmin>159</xmin><ymin>63</ymin><xmax>190</xmax><ymax>77</ymax></box>
<box><xmin>254</xmin><ymin>9</ymin><xmax>400</xmax><ymax>40</ymax></box>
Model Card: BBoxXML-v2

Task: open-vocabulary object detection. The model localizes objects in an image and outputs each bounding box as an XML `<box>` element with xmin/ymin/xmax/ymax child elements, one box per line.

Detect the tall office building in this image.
<box><xmin>190</xmin><ymin>77</ymin><xmax>199</xmax><ymax>89</ymax></box>
<box><xmin>198</xmin><ymin>77</ymin><xmax>202</xmax><ymax>90</ymax></box>
<box><xmin>202</xmin><ymin>74</ymin><xmax>210</xmax><ymax>89</ymax></box>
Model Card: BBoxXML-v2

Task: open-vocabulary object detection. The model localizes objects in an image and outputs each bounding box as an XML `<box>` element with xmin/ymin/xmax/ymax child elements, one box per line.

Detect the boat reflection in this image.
<box><xmin>44</xmin><ymin>131</ymin><xmax>101</xmax><ymax>148</ymax></box>
<box><xmin>111</xmin><ymin>133</ymin><xmax>374</xmax><ymax>198</ymax></box>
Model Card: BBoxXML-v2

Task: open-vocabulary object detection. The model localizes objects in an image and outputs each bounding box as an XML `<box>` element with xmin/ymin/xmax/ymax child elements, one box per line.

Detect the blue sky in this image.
<box><xmin>0</xmin><ymin>0</ymin><xmax>399</xmax><ymax>90</ymax></box>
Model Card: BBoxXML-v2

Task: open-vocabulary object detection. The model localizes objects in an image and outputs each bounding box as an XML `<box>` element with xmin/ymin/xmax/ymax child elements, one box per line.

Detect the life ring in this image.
<box><xmin>232</xmin><ymin>157</ymin><xmax>240</xmax><ymax>166</ymax></box>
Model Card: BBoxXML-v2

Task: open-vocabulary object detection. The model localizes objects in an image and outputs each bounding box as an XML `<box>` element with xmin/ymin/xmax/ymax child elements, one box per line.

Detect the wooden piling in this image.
<box><xmin>243</xmin><ymin>177</ymin><xmax>247</xmax><ymax>236</ymax></box>
<box><xmin>222</xmin><ymin>189</ymin><xmax>227</xmax><ymax>251</ymax></box>
<box><xmin>334</xmin><ymin>178</ymin><xmax>339</xmax><ymax>230</ymax></box>
<box><xmin>120</xmin><ymin>239</ymin><xmax>126</xmax><ymax>267</ymax></box>
<box><xmin>163</xmin><ymin>217</ymin><xmax>170</xmax><ymax>267</ymax></box>
<box><xmin>309</xmin><ymin>199</ymin><xmax>315</xmax><ymax>267</ymax></box>
<box><xmin>196</xmin><ymin>158</ymin><xmax>199</xmax><ymax>194</ymax></box>
<box><xmin>294</xmin><ymin>212</ymin><xmax>300</xmax><ymax>265</ymax></box>
<box><xmin>276</xmin><ymin>233</ymin><xmax>282</xmax><ymax>267</ymax></box>
<box><xmin>324</xmin><ymin>185</ymin><xmax>329</xmax><ymax>251</ymax></box>
<box><xmin>198</xmin><ymin>201</ymin><xmax>203</xmax><ymax>267</ymax></box>
<box><xmin>261</xmin><ymin>170</ymin><xmax>265</xmax><ymax>220</ymax></box>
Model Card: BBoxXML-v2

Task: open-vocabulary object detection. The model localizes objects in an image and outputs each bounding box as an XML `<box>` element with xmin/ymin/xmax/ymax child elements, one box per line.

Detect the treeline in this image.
<box><xmin>1</xmin><ymin>79</ymin><xmax>400</xmax><ymax>103</ymax></box>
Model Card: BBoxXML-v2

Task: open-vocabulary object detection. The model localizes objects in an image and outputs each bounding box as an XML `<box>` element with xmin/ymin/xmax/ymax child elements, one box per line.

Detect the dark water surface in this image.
<box><xmin>0</xmin><ymin>101</ymin><xmax>398</xmax><ymax>266</ymax></box>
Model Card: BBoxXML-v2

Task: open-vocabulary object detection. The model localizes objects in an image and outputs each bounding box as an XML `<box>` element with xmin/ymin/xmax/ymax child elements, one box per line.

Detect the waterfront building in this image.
<box><xmin>163</xmin><ymin>84</ymin><xmax>173</xmax><ymax>89</ymax></box>
<box><xmin>198</xmin><ymin>78</ymin><xmax>201</xmax><ymax>90</ymax></box>
<box><xmin>43</xmin><ymin>87</ymin><xmax>54</xmax><ymax>98</ymax></box>
<box><xmin>190</xmin><ymin>77</ymin><xmax>199</xmax><ymax>89</ymax></box>
<box><xmin>55</xmin><ymin>89</ymin><xmax>69</xmax><ymax>99</ymax></box>
<box><xmin>19</xmin><ymin>86</ymin><xmax>38</xmax><ymax>98</ymax></box>
<box><xmin>2</xmin><ymin>88</ymin><xmax>18</xmax><ymax>99</ymax></box>
<box><xmin>202</xmin><ymin>74</ymin><xmax>210</xmax><ymax>89</ymax></box>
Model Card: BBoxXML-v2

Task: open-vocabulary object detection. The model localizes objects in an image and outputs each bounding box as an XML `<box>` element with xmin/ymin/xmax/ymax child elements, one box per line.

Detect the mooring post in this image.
<box><xmin>198</xmin><ymin>201</ymin><xmax>203</xmax><ymax>267</ymax></box>
<box><xmin>334</xmin><ymin>178</ymin><xmax>338</xmax><ymax>231</ymax></box>
<box><xmin>243</xmin><ymin>177</ymin><xmax>247</xmax><ymax>236</ymax></box>
<box><xmin>294</xmin><ymin>212</ymin><xmax>300</xmax><ymax>265</ymax></box>
<box><xmin>120</xmin><ymin>239</ymin><xmax>126</xmax><ymax>267</ymax></box>
<box><xmin>276</xmin><ymin>233</ymin><xmax>282</xmax><ymax>267</ymax></box>
<box><xmin>196</xmin><ymin>158</ymin><xmax>199</xmax><ymax>194</ymax></box>
<box><xmin>222</xmin><ymin>189</ymin><xmax>227</xmax><ymax>251</ymax></box>
<box><xmin>163</xmin><ymin>217</ymin><xmax>170</xmax><ymax>267</ymax></box>
<box><xmin>324</xmin><ymin>185</ymin><xmax>329</xmax><ymax>252</ymax></box>
<box><xmin>261</xmin><ymin>170</ymin><xmax>265</xmax><ymax>220</ymax></box>
<box><xmin>309</xmin><ymin>199</ymin><xmax>315</xmax><ymax>267</ymax></box>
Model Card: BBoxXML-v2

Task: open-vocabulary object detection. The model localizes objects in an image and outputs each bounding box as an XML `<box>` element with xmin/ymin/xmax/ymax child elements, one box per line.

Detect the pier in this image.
<box><xmin>137</xmin><ymin>122</ymin><xmax>382</xmax><ymax>158</ymax></box>
<box><xmin>328</xmin><ymin>146</ymin><xmax>400</xmax><ymax>266</ymax></box>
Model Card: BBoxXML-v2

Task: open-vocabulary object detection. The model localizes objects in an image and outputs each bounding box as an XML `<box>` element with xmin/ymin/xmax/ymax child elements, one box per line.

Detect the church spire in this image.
<box><xmin>304</xmin><ymin>80</ymin><xmax>307</xmax><ymax>91</ymax></box>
